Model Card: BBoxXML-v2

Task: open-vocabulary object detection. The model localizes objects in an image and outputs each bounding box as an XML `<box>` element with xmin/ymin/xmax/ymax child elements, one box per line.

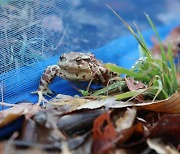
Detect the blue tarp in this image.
<box><xmin>0</xmin><ymin>23</ymin><xmax>179</xmax><ymax>105</ymax></box>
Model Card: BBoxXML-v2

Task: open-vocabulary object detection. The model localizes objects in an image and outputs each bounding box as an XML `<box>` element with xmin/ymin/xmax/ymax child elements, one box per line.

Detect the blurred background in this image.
<box><xmin>0</xmin><ymin>0</ymin><xmax>180</xmax><ymax>104</ymax></box>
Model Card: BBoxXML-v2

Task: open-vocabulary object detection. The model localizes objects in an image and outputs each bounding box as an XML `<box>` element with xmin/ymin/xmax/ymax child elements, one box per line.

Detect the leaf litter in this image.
<box><xmin>0</xmin><ymin>11</ymin><xmax>180</xmax><ymax>154</ymax></box>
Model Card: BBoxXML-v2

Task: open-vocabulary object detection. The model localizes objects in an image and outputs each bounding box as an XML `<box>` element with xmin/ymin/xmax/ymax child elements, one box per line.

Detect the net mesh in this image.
<box><xmin>0</xmin><ymin>0</ymin><xmax>180</xmax><ymax>104</ymax></box>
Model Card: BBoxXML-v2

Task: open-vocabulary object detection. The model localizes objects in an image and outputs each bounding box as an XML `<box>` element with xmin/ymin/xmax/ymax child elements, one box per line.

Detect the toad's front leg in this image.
<box><xmin>33</xmin><ymin>65</ymin><xmax>61</xmax><ymax>105</ymax></box>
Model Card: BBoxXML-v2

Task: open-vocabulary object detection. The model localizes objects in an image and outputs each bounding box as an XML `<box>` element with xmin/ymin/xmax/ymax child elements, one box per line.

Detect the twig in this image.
<box><xmin>0</xmin><ymin>102</ymin><xmax>15</xmax><ymax>107</ymax></box>
<box><xmin>0</xmin><ymin>81</ymin><xmax>4</xmax><ymax>109</ymax></box>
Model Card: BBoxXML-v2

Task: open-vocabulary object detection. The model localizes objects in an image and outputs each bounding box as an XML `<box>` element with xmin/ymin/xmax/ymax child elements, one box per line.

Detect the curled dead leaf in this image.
<box><xmin>48</xmin><ymin>90</ymin><xmax>180</xmax><ymax>115</ymax></box>
<box><xmin>136</xmin><ymin>92</ymin><xmax>180</xmax><ymax>113</ymax></box>
<box><xmin>103</xmin><ymin>92</ymin><xmax>180</xmax><ymax>114</ymax></box>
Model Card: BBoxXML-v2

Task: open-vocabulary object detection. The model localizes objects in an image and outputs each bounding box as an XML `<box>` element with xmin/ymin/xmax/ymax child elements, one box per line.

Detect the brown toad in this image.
<box><xmin>34</xmin><ymin>52</ymin><xmax>118</xmax><ymax>104</ymax></box>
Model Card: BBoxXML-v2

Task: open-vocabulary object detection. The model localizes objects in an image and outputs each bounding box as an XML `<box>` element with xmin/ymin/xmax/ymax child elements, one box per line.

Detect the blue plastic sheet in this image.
<box><xmin>0</xmin><ymin>23</ymin><xmax>179</xmax><ymax>105</ymax></box>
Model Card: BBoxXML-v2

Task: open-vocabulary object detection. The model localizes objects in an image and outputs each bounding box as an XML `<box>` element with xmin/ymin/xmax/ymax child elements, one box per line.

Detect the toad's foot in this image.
<box><xmin>31</xmin><ymin>88</ymin><xmax>55</xmax><ymax>106</ymax></box>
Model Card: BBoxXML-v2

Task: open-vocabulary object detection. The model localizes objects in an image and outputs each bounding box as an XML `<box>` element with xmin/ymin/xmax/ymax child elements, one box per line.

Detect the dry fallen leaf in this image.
<box><xmin>47</xmin><ymin>94</ymin><xmax>92</xmax><ymax>113</ymax></box>
<box><xmin>0</xmin><ymin>103</ymin><xmax>40</xmax><ymax>128</ymax></box>
<box><xmin>115</xmin><ymin>123</ymin><xmax>144</xmax><ymax>146</ymax></box>
<box><xmin>115</xmin><ymin>107</ymin><xmax>137</xmax><ymax>132</ymax></box>
<box><xmin>77</xmin><ymin>97</ymin><xmax>116</xmax><ymax>110</ymax></box>
<box><xmin>136</xmin><ymin>92</ymin><xmax>180</xmax><ymax>113</ymax></box>
<box><xmin>49</xmin><ymin>91</ymin><xmax>180</xmax><ymax>114</ymax></box>
<box><xmin>147</xmin><ymin>138</ymin><xmax>179</xmax><ymax>154</ymax></box>
<box><xmin>92</xmin><ymin>112</ymin><xmax>117</xmax><ymax>153</ymax></box>
<box><xmin>125</xmin><ymin>77</ymin><xmax>145</xmax><ymax>91</ymax></box>
<box><xmin>148</xmin><ymin>114</ymin><xmax>180</xmax><ymax>147</ymax></box>
<box><xmin>106</xmin><ymin>92</ymin><xmax>180</xmax><ymax>114</ymax></box>
<box><xmin>125</xmin><ymin>78</ymin><xmax>145</xmax><ymax>102</ymax></box>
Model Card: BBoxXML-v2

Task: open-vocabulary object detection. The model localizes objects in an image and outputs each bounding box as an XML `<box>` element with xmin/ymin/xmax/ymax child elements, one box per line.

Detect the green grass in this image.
<box><xmin>94</xmin><ymin>6</ymin><xmax>179</xmax><ymax>101</ymax></box>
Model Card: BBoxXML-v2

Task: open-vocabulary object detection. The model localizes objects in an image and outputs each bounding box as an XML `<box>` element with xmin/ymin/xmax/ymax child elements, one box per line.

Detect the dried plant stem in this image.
<box><xmin>0</xmin><ymin>81</ymin><xmax>4</xmax><ymax>109</ymax></box>
<box><xmin>0</xmin><ymin>102</ymin><xmax>15</xmax><ymax>107</ymax></box>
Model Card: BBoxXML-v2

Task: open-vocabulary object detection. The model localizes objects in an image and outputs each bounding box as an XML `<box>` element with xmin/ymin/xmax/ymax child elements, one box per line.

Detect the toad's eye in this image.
<box><xmin>60</xmin><ymin>56</ymin><xmax>64</xmax><ymax>61</ymax></box>
<box><xmin>76</xmin><ymin>59</ymin><xmax>82</xmax><ymax>65</ymax></box>
<box><xmin>82</xmin><ymin>58</ymin><xmax>91</xmax><ymax>63</ymax></box>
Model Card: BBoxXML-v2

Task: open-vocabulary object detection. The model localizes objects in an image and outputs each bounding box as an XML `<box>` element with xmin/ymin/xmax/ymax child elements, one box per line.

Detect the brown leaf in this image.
<box><xmin>125</xmin><ymin>78</ymin><xmax>145</xmax><ymax>91</ymax></box>
<box><xmin>115</xmin><ymin>107</ymin><xmax>137</xmax><ymax>132</ymax></box>
<box><xmin>0</xmin><ymin>114</ymin><xmax>22</xmax><ymax>129</ymax></box>
<box><xmin>92</xmin><ymin>112</ymin><xmax>117</xmax><ymax>153</ymax></box>
<box><xmin>48</xmin><ymin>94</ymin><xmax>92</xmax><ymax>113</ymax></box>
<box><xmin>116</xmin><ymin>123</ymin><xmax>144</xmax><ymax>146</ymax></box>
<box><xmin>0</xmin><ymin>103</ymin><xmax>40</xmax><ymax>128</ymax></box>
<box><xmin>125</xmin><ymin>78</ymin><xmax>145</xmax><ymax>102</ymax></box>
<box><xmin>78</xmin><ymin>91</ymin><xmax>180</xmax><ymax>114</ymax></box>
<box><xmin>136</xmin><ymin>92</ymin><xmax>180</xmax><ymax>113</ymax></box>
<box><xmin>77</xmin><ymin>97</ymin><xmax>116</xmax><ymax>110</ymax></box>
<box><xmin>33</xmin><ymin>111</ymin><xmax>65</xmax><ymax>143</ymax></box>
<box><xmin>21</xmin><ymin>119</ymin><xmax>37</xmax><ymax>142</ymax></box>
<box><xmin>16</xmin><ymin>111</ymin><xmax>65</xmax><ymax>151</ymax></box>
<box><xmin>148</xmin><ymin>114</ymin><xmax>180</xmax><ymax>147</ymax></box>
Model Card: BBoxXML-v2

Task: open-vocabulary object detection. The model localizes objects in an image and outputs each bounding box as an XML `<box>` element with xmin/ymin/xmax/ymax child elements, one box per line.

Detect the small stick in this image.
<box><xmin>0</xmin><ymin>81</ymin><xmax>4</xmax><ymax>110</ymax></box>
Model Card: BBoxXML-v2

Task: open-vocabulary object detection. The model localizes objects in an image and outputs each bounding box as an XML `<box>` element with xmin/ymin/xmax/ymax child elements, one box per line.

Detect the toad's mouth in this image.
<box><xmin>59</xmin><ymin>68</ymin><xmax>91</xmax><ymax>81</ymax></box>
<box><xmin>60</xmin><ymin>64</ymin><xmax>90</xmax><ymax>70</ymax></box>
<box><xmin>60</xmin><ymin>66</ymin><xmax>90</xmax><ymax>74</ymax></box>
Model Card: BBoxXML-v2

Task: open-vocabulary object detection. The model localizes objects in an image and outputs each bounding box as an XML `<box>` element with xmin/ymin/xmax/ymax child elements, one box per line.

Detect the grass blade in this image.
<box><xmin>107</xmin><ymin>5</ymin><xmax>154</xmax><ymax>62</ymax></box>
<box><xmin>115</xmin><ymin>89</ymin><xmax>145</xmax><ymax>100</ymax></box>
<box><xmin>106</xmin><ymin>63</ymin><xmax>150</xmax><ymax>82</ymax></box>
<box><xmin>92</xmin><ymin>81</ymin><xmax>125</xmax><ymax>96</ymax></box>
<box><xmin>145</xmin><ymin>13</ymin><xmax>167</xmax><ymax>64</ymax></box>
<box><xmin>134</xmin><ymin>22</ymin><xmax>154</xmax><ymax>62</ymax></box>
<box><xmin>167</xmin><ymin>43</ymin><xmax>178</xmax><ymax>91</ymax></box>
